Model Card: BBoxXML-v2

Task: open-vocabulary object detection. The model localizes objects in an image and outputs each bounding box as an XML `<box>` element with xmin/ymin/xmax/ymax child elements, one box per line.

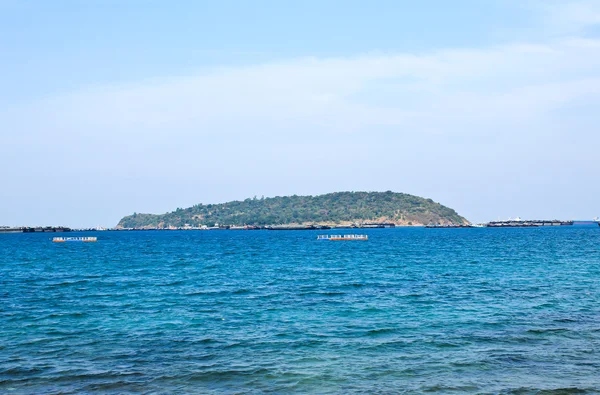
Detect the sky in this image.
<box><xmin>1</xmin><ymin>0</ymin><xmax>600</xmax><ymax>227</ymax></box>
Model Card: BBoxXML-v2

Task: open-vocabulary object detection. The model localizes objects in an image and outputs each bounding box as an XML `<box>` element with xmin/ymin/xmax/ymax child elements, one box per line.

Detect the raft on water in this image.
<box><xmin>53</xmin><ymin>237</ymin><xmax>97</xmax><ymax>243</ymax></box>
<box><xmin>317</xmin><ymin>234</ymin><xmax>368</xmax><ymax>241</ymax></box>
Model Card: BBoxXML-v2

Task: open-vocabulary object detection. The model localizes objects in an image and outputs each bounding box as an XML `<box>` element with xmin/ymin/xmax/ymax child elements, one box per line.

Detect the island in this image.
<box><xmin>116</xmin><ymin>191</ymin><xmax>469</xmax><ymax>229</ymax></box>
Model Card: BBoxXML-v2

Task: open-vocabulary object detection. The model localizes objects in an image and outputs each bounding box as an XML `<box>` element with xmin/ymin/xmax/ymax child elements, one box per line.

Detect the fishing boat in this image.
<box><xmin>53</xmin><ymin>237</ymin><xmax>97</xmax><ymax>243</ymax></box>
<box><xmin>317</xmin><ymin>234</ymin><xmax>368</xmax><ymax>241</ymax></box>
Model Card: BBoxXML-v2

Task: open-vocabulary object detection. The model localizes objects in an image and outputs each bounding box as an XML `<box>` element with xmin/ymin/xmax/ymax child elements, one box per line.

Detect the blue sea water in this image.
<box><xmin>1</xmin><ymin>227</ymin><xmax>600</xmax><ymax>394</ymax></box>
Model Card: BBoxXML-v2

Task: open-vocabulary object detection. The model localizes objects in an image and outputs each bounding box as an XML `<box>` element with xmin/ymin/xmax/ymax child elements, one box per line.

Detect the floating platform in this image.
<box><xmin>317</xmin><ymin>234</ymin><xmax>368</xmax><ymax>241</ymax></box>
<box><xmin>53</xmin><ymin>237</ymin><xmax>97</xmax><ymax>243</ymax></box>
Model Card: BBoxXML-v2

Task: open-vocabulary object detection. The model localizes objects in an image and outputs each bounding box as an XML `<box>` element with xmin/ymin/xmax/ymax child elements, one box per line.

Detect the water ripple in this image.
<box><xmin>1</xmin><ymin>227</ymin><xmax>600</xmax><ymax>393</ymax></box>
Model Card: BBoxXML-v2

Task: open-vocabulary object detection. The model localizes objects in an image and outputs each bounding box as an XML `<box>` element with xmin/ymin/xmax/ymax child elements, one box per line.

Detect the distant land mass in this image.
<box><xmin>117</xmin><ymin>191</ymin><xmax>469</xmax><ymax>229</ymax></box>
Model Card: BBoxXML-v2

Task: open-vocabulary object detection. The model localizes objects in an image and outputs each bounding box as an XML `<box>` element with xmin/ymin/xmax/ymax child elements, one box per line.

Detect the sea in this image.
<box><xmin>1</xmin><ymin>226</ymin><xmax>600</xmax><ymax>394</ymax></box>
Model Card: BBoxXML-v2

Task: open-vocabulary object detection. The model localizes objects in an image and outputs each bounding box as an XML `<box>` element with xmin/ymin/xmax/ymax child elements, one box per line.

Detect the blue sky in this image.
<box><xmin>2</xmin><ymin>0</ymin><xmax>600</xmax><ymax>227</ymax></box>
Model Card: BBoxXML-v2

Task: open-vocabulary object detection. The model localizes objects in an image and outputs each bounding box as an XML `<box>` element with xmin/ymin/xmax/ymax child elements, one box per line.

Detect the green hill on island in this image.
<box><xmin>117</xmin><ymin>191</ymin><xmax>468</xmax><ymax>228</ymax></box>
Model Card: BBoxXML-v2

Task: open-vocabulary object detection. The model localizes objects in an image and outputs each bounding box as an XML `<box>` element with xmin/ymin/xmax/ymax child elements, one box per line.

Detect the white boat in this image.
<box><xmin>53</xmin><ymin>237</ymin><xmax>97</xmax><ymax>243</ymax></box>
<box><xmin>317</xmin><ymin>234</ymin><xmax>368</xmax><ymax>241</ymax></box>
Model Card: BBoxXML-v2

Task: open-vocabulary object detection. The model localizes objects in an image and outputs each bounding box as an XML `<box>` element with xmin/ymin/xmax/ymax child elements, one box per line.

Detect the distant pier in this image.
<box><xmin>0</xmin><ymin>226</ymin><xmax>72</xmax><ymax>233</ymax></box>
<box><xmin>426</xmin><ymin>219</ymin><xmax>576</xmax><ymax>228</ymax></box>
<box><xmin>425</xmin><ymin>224</ymin><xmax>474</xmax><ymax>228</ymax></box>
<box><xmin>486</xmin><ymin>220</ymin><xmax>573</xmax><ymax>228</ymax></box>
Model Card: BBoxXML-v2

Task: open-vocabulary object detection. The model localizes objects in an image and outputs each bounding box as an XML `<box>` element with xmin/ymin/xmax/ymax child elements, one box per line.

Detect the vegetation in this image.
<box><xmin>117</xmin><ymin>191</ymin><xmax>468</xmax><ymax>228</ymax></box>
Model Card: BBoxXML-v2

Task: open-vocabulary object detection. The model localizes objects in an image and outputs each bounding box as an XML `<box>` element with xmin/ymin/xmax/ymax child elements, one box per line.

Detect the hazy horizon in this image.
<box><xmin>2</xmin><ymin>1</ymin><xmax>600</xmax><ymax>227</ymax></box>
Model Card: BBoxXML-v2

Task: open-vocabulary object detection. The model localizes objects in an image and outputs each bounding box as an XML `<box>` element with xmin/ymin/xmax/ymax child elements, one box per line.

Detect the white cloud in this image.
<box><xmin>2</xmin><ymin>21</ymin><xmax>600</xmax><ymax>226</ymax></box>
<box><xmin>537</xmin><ymin>0</ymin><xmax>600</xmax><ymax>33</ymax></box>
<box><xmin>4</xmin><ymin>38</ymin><xmax>600</xmax><ymax>142</ymax></box>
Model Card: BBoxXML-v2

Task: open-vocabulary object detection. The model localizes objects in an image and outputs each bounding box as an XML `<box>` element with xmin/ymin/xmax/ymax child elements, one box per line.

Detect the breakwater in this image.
<box><xmin>426</xmin><ymin>220</ymin><xmax>576</xmax><ymax>229</ymax></box>
<box><xmin>425</xmin><ymin>224</ymin><xmax>474</xmax><ymax>228</ymax></box>
<box><xmin>0</xmin><ymin>226</ymin><xmax>71</xmax><ymax>233</ymax></box>
<box><xmin>486</xmin><ymin>220</ymin><xmax>573</xmax><ymax>228</ymax></box>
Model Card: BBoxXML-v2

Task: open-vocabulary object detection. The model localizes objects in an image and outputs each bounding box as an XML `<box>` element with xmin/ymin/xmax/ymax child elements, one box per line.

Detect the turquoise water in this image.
<box><xmin>2</xmin><ymin>227</ymin><xmax>600</xmax><ymax>394</ymax></box>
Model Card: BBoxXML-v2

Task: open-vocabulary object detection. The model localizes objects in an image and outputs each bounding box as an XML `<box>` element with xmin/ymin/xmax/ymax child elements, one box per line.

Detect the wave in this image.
<box><xmin>527</xmin><ymin>328</ymin><xmax>571</xmax><ymax>335</ymax></box>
